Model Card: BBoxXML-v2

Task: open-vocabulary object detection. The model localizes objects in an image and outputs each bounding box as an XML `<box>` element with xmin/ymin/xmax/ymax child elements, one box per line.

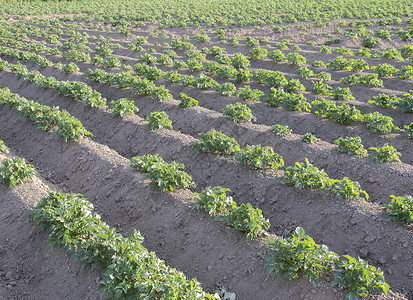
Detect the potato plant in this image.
<box><xmin>265</xmin><ymin>227</ymin><xmax>338</xmax><ymax>287</ymax></box>
<box><xmin>143</xmin><ymin>111</ymin><xmax>173</xmax><ymax>131</ymax></box>
<box><xmin>269</xmin><ymin>124</ymin><xmax>292</xmax><ymax>137</ymax></box>
<box><xmin>381</xmin><ymin>195</ymin><xmax>413</xmax><ymax>223</ymax></box>
<box><xmin>0</xmin><ymin>157</ymin><xmax>37</xmax><ymax>187</ymax></box>
<box><xmin>369</xmin><ymin>144</ymin><xmax>401</xmax><ymax>163</ymax></box>
<box><xmin>107</xmin><ymin>98</ymin><xmax>139</xmax><ymax>117</ymax></box>
<box><xmin>192</xmin><ymin>186</ymin><xmax>236</xmax><ymax>216</ymax></box>
<box><xmin>235</xmin><ymin>145</ymin><xmax>284</xmax><ymax>171</ymax></box>
<box><xmin>333</xmin><ymin>136</ymin><xmax>367</xmax><ymax>157</ymax></box>
<box><xmin>221</xmin><ymin>102</ymin><xmax>256</xmax><ymax>123</ymax></box>
<box><xmin>192</xmin><ymin>129</ymin><xmax>240</xmax><ymax>155</ymax></box>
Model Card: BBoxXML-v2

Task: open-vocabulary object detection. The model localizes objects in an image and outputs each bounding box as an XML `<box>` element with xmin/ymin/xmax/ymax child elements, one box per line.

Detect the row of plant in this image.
<box><xmin>0</xmin><ymin>87</ymin><xmax>91</xmax><ymax>142</ymax></box>
<box><xmin>129</xmin><ymin>151</ymin><xmax>392</xmax><ymax>299</ymax></box>
<box><xmin>28</xmin><ymin>189</ymin><xmax>214</xmax><ymax>299</ymax></box>
<box><xmin>0</xmin><ymin>140</ymin><xmax>37</xmax><ymax>188</ymax></box>
<box><xmin>0</xmin><ymin>58</ymin><xmax>107</xmax><ymax>108</ymax></box>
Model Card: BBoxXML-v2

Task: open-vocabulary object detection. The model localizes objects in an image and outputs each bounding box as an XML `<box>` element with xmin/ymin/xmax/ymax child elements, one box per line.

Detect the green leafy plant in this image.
<box><xmin>371</xmin><ymin>63</ymin><xmax>399</xmax><ymax>77</ymax></box>
<box><xmin>286</xmin><ymin>52</ymin><xmax>306</xmax><ymax>65</ymax></box>
<box><xmin>262</xmin><ymin>88</ymin><xmax>287</xmax><ymax>108</ymax></box>
<box><xmin>221</xmin><ymin>102</ymin><xmax>256</xmax><ymax>123</ymax></box>
<box><xmin>282</xmin><ymin>93</ymin><xmax>311</xmax><ymax>112</ymax></box>
<box><xmin>0</xmin><ymin>157</ymin><xmax>37</xmax><ymax>187</ymax></box>
<box><xmin>301</xmin><ymin>133</ymin><xmax>320</xmax><ymax>143</ymax></box>
<box><xmin>398</xmin><ymin>65</ymin><xmax>413</xmax><ymax>80</ymax></box>
<box><xmin>107</xmin><ymin>98</ymin><xmax>138</xmax><ymax>117</ymax></box>
<box><xmin>332</xmin><ymin>256</ymin><xmax>389</xmax><ymax>300</ymax></box>
<box><xmin>279</xmin><ymin>158</ymin><xmax>330</xmax><ymax>190</ymax></box>
<box><xmin>269</xmin><ymin>50</ymin><xmax>286</xmax><ymax>63</ymax></box>
<box><xmin>405</xmin><ymin>123</ymin><xmax>413</xmax><ymax>138</ymax></box>
<box><xmin>235</xmin><ymin>145</ymin><xmax>284</xmax><ymax>171</ymax></box>
<box><xmin>0</xmin><ymin>140</ymin><xmax>9</xmax><ymax>154</ymax></box>
<box><xmin>192</xmin><ymin>186</ymin><xmax>235</xmax><ymax>216</ymax></box>
<box><xmin>368</xmin><ymin>94</ymin><xmax>400</xmax><ymax>108</ymax></box>
<box><xmin>328</xmin><ymin>178</ymin><xmax>369</xmax><ymax>200</ymax></box>
<box><xmin>369</xmin><ymin>143</ymin><xmax>401</xmax><ymax>163</ymax></box>
<box><xmin>179</xmin><ymin>93</ymin><xmax>198</xmax><ymax>108</ymax></box>
<box><xmin>192</xmin><ymin>129</ymin><xmax>240</xmax><ymax>155</ymax></box>
<box><xmin>311</xmin><ymin>80</ymin><xmax>332</xmax><ymax>95</ymax></box>
<box><xmin>143</xmin><ymin>111</ymin><xmax>173</xmax><ymax>131</ymax></box>
<box><xmin>332</xmin><ymin>87</ymin><xmax>355</xmax><ymax>102</ymax></box>
<box><xmin>363</xmin><ymin>112</ymin><xmax>399</xmax><ymax>134</ymax></box>
<box><xmin>215</xmin><ymin>83</ymin><xmax>237</xmax><ymax>97</ymax></box>
<box><xmin>56</xmin><ymin>115</ymin><xmax>92</xmax><ymax>142</ymax></box>
<box><xmin>237</xmin><ymin>85</ymin><xmax>264</xmax><ymax>101</ymax></box>
<box><xmin>231</xmin><ymin>53</ymin><xmax>250</xmax><ymax>69</ymax></box>
<box><xmin>63</xmin><ymin>62</ymin><xmax>80</xmax><ymax>74</ymax></box>
<box><xmin>269</xmin><ymin>124</ymin><xmax>292</xmax><ymax>137</ymax></box>
<box><xmin>329</xmin><ymin>104</ymin><xmax>363</xmax><ymax>126</ymax></box>
<box><xmin>265</xmin><ymin>227</ymin><xmax>338</xmax><ymax>287</ymax></box>
<box><xmin>283</xmin><ymin>79</ymin><xmax>305</xmax><ymax>93</ymax></box>
<box><xmin>333</xmin><ymin>136</ymin><xmax>367</xmax><ymax>156</ymax></box>
<box><xmin>296</xmin><ymin>67</ymin><xmax>315</xmax><ymax>78</ymax></box>
<box><xmin>381</xmin><ymin>195</ymin><xmax>413</xmax><ymax>223</ymax></box>
<box><xmin>398</xmin><ymin>92</ymin><xmax>413</xmax><ymax>113</ymax></box>
<box><xmin>216</xmin><ymin>203</ymin><xmax>270</xmax><ymax>240</ymax></box>
<box><xmin>131</xmin><ymin>155</ymin><xmax>195</xmax><ymax>191</ymax></box>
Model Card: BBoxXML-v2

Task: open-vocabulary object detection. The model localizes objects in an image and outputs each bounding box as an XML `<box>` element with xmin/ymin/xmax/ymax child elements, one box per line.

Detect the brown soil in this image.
<box><xmin>1</xmin><ymin>15</ymin><xmax>413</xmax><ymax>300</ymax></box>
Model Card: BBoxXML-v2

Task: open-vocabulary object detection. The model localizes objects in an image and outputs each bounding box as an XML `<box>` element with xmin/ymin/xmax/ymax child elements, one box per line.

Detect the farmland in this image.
<box><xmin>0</xmin><ymin>0</ymin><xmax>413</xmax><ymax>299</ymax></box>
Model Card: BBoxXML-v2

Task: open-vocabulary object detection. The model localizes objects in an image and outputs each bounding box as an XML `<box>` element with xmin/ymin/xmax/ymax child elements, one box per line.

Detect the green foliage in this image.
<box><xmin>280</xmin><ymin>158</ymin><xmax>330</xmax><ymax>190</ymax></box>
<box><xmin>192</xmin><ymin>129</ymin><xmax>240</xmax><ymax>155</ymax></box>
<box><xmin>332</xmin><ymin>87</ymin><xmax>355</xmax><ymax>101</ymax></box>
<box><xmin>215</xmin><ymin>83</ymin><xmax>237</xmax><ymax>97</ymax></box>
<box><xmin>0</xmin><ymin>140</ymin><xmax>9</xmax><ymax>154</ymax></box>
<box><xmin>144</xmin><ymin>111</ymin><xmax>173</xmax><ymax>131</ymax></box>
<box><xmin>314</xmin><ymin>71</ymin><xmax>332</xmax><ymax>81</ymax></box>
<box><xmin>221</xmin><ymin>102</ymin><xmax>256</xmax><ymax>123</ymax></box>
<box><xmin>312</xmin><ymin>98</ymin><xmax>337</xmax><ymax>118</ymax></box>
<box><xmin>371</xmin><ymin>63</ymin><xmax>399</xmax><ymax>77</ymax></box>
<box><xmin>179</xmin><ymin>93</ymin><xmax>198</xmax><ymax>108</ymax></box>
<box><xmin>301</xmin><ymin>133</ymin><xmax>320</xmax><ymax>143</ymax></box>
<box><xmin>282</xmin><ymin>93</ymin><xmax>311</xmax><ymax>112</ymax></box>
<box><xmin>311</xmin><ymin>80</ymin><xmax>332</xmax><ymax>95</ymax></box>
<box><xmin>333</xmin><ymin>136</ymin><xmax>367</xmax><ymax>156</ymax></box>
<box><xmin>283</xmin><ymin>79</ymin><xmax>305</xmax><ymax>93</ymax></box>
<box><xmin>363</xmin><ymin>112</ymin><xmax>399</xmax><ymax>134</ymax></box>
<box><xmin>361</xmin><ymin>36</ymin><xmax>380</xmax><ymax>48</ymax></box>
<box><xmin>216</xmin><ymin>203</ymin><xmax>270</xmax><ymax>240</ymax></box>
<box><xmin>332</xmin><ymin>256</ymin><xmax>389</xmax><ymax>300</ymax></box>
<box><xmin>382</xmin><ymin>195</ymin><xmax>413</xmax><ymax>223</ymax></box>
<box><xmin>269</xmin><ymin>50</ymin><xmax>286</xmax><ymax>62</ymax></box>
<box><xmin>286</xmin><ymin>52</ymin><xmax>306</xmax><ymax>65</ymax></box>
<box><xmin>131</xmin><ymin>155</ymin><xmax>195</xmax><ymax>191</ymax></box>
<box><xmin>328</xmin><ymin>178</ymin><xmax>369</xmax><ymax>200</ymax></box>
<box><xmin>235</xmin><ymin>145</ymin><xmax>284</xmax><ymax>171</ymax></box>
<box><xmin>320</xmin><ymin>45</ymin><xmax>332</xmax><ymax>54</ymax></box>
<box><xmin>329</xmin><ymin>104</ymin><xmax>363</xmax><ymax>125</ymax></box>
<box><xmin>192</xmin><ymin>186</ymin><xmax>236</xmax><ymax>216</ymax></box>
<box><xmin>269</xmin><ymin>124</ymin><xmax>292</xmax><ymax>137</ymax></box>
<box><xmin>231</xmin><ymin>53</ymin><xmax>250</xmax><ymax>69</ymax></box>
<box><xmin>296</xmin><ymin>67</ymin><xmax>315</xmax><ymax>79</ymax></box>
<box><xmin>265</xmin><ymin>227</ymin><xmax>338</xmax><ymax>287</ymax></box>
<box><xmin>311</xmin><ymin>61</ymin><xmax>326</xmax><ymax>68</ymax></box>
<box><xmin>107</xmin><ymin>98</ymin><xmax>138</xmax><ymax>117</ymax></box>
<box><xmin>63</xmin><ymin>62</ymin><xmax>80</xmax><ymax>74</ymax></box>
<box><xmin>237</xmin><ymin>85</ymin><xmax>264</xmax><ymax>101</ymax></box>
<box><xmin>56</xmin><ymin>115</ymin><xmax>92</xmax><ymax>142</ymax></box>
<box><xmin>262</xmin><ymin>88</ymin><xmax>287</xmax><ymax>107</ymax></box>
<box><xmin>246</xmin><ymin>47</ymin><xmax>268</xmax><ymax>59</ymax></box>
<box><xmin>398</xmin><ymin>65</ymin><xmax>413</xmax><ymax>80</ymax></box>
<box><xmin>381</xmin><ymin>46</ymin><xmax>403</xmax><ymax>61</ymax></box>
<box><xmin>405</xmin><ymin>123</ymin><xmax>413</xmax><ymax>138</ymax></box>
<box><xmin>398</xmin><ymin>92</ymin><xmax>413</xmax><ymax>113</ymax></box>
<box><xmin>369</xmin><ymin>143</ymin><xmax>401</xmax><ymax>163</ymax></box>
<box><xmin>28</xmin><ymin>190</ymin><xmax>207</xmax><ymax>299</ymax></box>
<box><xmin>0</xmin><ymin>157</ymin><xmax>37</xmax><ymax>187</ymax></box>
<box><xmin>368</xmin><ymin>94</ymin><xmax>400</xmax><ymax>108</ymax></box>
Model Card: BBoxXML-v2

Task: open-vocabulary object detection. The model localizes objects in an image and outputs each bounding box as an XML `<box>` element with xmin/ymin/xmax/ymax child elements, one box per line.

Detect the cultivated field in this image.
<box><xmin>0</xmin><ymin>1</ymin><xmax>413</xmax><ymax>299</ymax></box>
